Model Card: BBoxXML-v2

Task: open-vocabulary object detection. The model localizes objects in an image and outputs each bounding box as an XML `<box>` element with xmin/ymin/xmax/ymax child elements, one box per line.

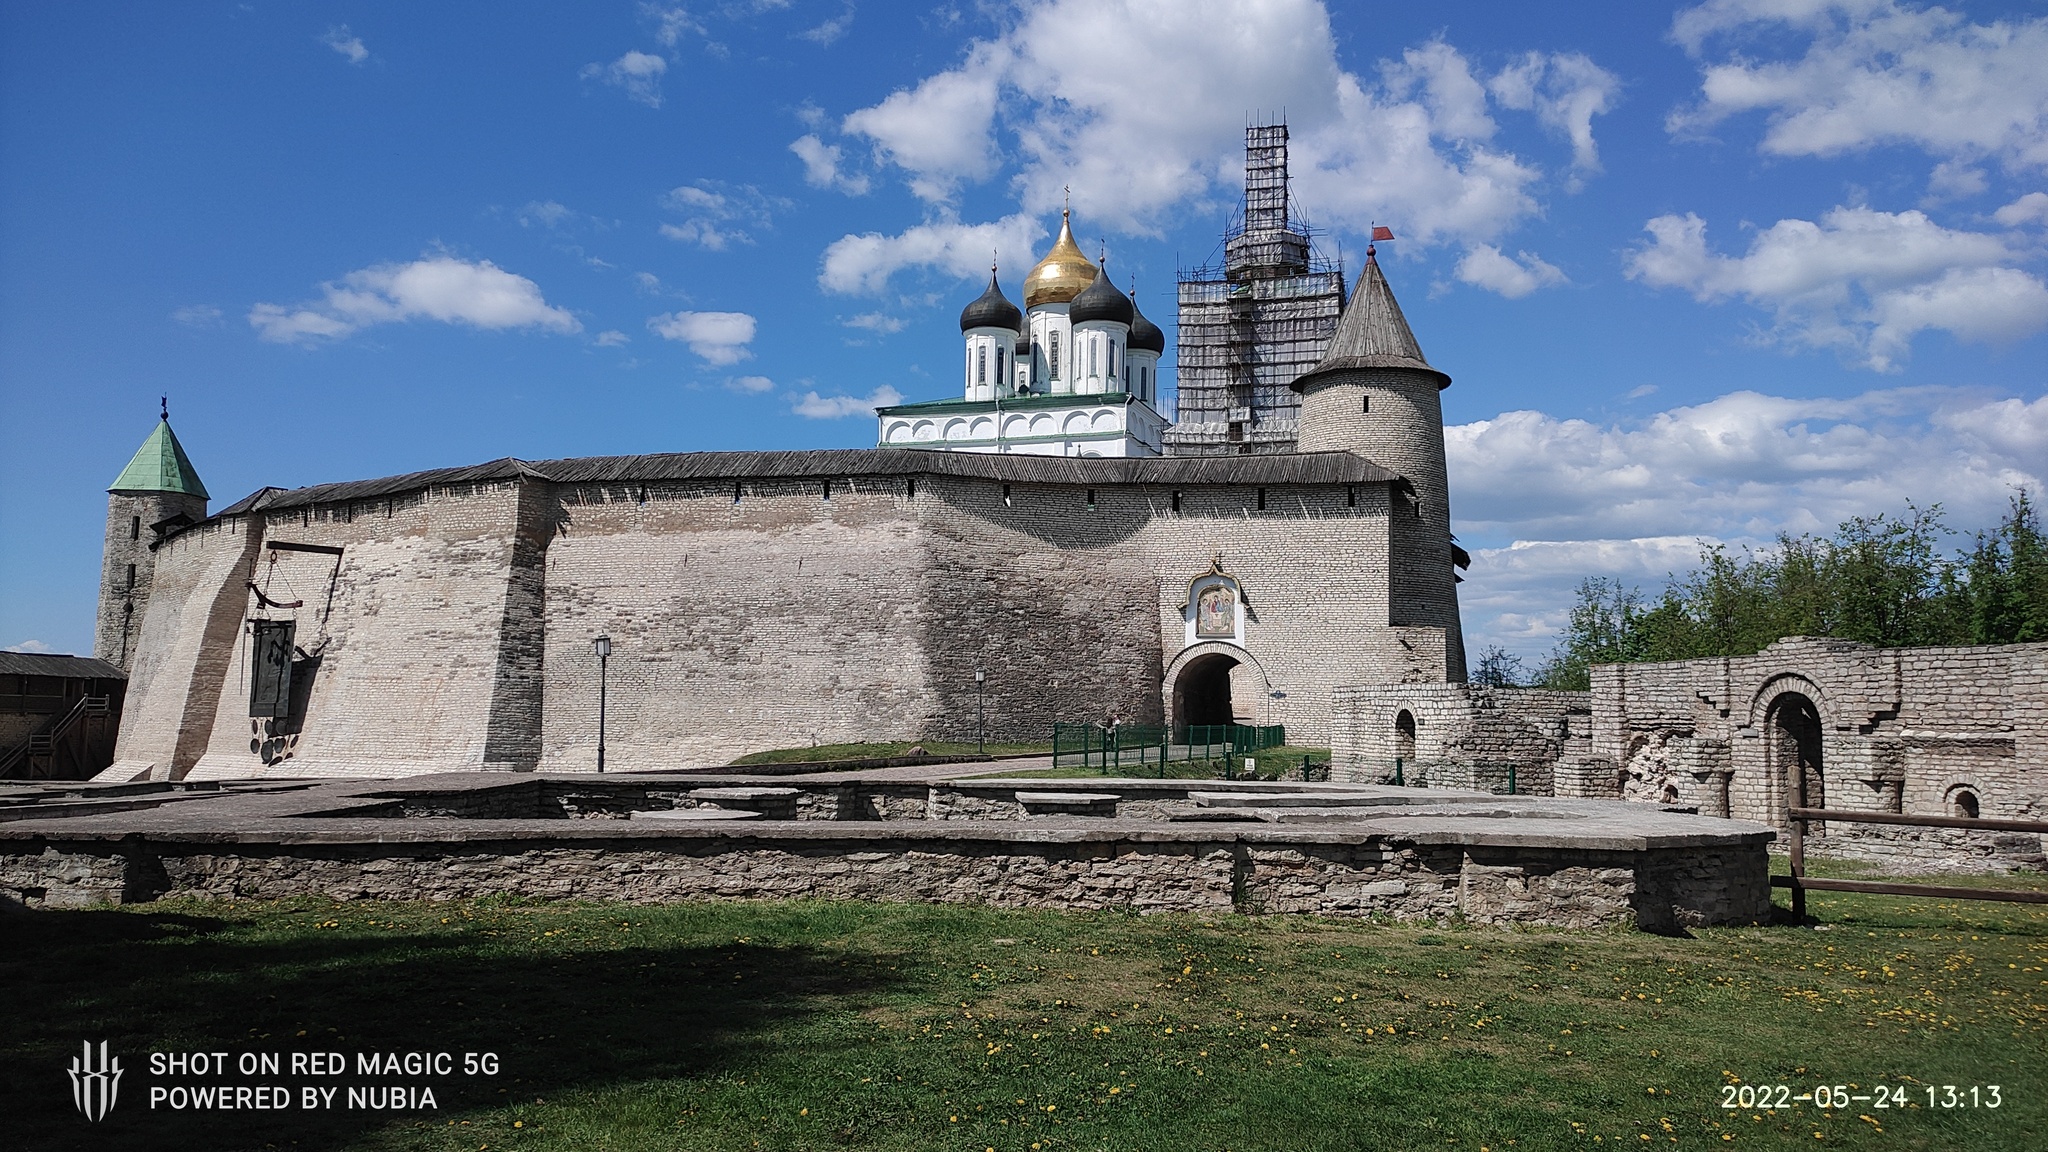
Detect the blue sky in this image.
<box><xmin>3</xmin><ymin>0</ymin><xmax>2044</xmax><ymax>664</ymax></box>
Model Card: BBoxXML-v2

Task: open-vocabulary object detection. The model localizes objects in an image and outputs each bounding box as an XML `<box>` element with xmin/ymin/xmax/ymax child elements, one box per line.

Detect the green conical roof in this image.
<box><xmin>110</xmin><ymin>419</ymin><xmax>209</xmax><ymax>498</ymax></box>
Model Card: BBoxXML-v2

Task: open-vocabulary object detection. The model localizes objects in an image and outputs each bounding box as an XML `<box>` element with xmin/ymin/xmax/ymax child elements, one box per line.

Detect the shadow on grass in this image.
<box><xmin>1</xmin><ymin>904</ymin><xmax>908</xmax><ymax>1152</ymax></box>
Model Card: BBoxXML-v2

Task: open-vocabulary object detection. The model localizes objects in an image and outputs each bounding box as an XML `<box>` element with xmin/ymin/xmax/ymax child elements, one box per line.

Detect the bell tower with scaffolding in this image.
<box><xmin>1164</xmin><ymin>122</ymin><xmax>1347</xmax><ymax>456</ymax></box>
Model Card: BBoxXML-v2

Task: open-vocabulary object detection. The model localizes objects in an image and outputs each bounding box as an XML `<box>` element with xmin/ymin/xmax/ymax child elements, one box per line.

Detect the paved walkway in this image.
<box><xmin>779</xmin><ymin>755</ymin><xmax>1056</xmax><ymax>781</ymax></box>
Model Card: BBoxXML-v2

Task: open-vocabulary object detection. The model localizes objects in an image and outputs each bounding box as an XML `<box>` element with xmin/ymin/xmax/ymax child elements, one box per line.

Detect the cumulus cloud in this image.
<box><xmin>648</xmin><ymin>310</ymin><xmax>757</xmax><ymax>364</ymax></box>
<box><xmin>659</xmin><ymin>182</ymin><xmax>782</xmax><ymax>249</ymax></box>
<box><xmin>582</xmin><ymin>50</ymin><xmax>668</xmax><ymax>108</ymax></box>
<box><xmin>1994</xmin><ymin>192</ymin><xmax>2048</xmax><ymax>227</ymax></box>
<box><xmin>249</xmin><ymin>256</ymin><xmax>580</xmax><ymax>344</ymax></box>
<box><xmin>1450</xmin><ymin>386</ymin><xmax>2048</xmax><ymax>660</ymax></box>
<box><xmin>3</xmin><ymin>639</ymin><xmax>54</xmax><ymax>654</ymax></box>
<box><xmin>594</xmin><ymin>329</ymin><xmax>630</xmax><ymax>347</ymax></box>
<box><xmin>1668</xmin><ymin>0</ymin><xmax>2048</xmax><ymax>175</ymax></box>
<box><xmin>800</xmin><ymin>5</ymin><xmax>854</xmax><ymax>46</ymax></box>
<box><xmin>727</xmin><ymin>375</ymin><xmax>776</xmax><ymax>393</ymax></box>
<box><xmin>792</xmin><ymin>386</ymin><xmax>903</xmax><ymax>419</ymax></box>
<box><xmin>322</xmin><ymin>25</ymin><xmax>368</xmax><ymax>65</ymax></box>
<box><xmin>843</xmin><ymin>312</ymin><xmax>907</xmax><ymax>333</ymax></box>
<box><xmin>1455</xmin><ymin>245</ymin><xmax>1567</xmax><ymax>298</ymax></box>
<box><xmin>828</xmin><ymin>0</ymin><xmax>1611</xmax><ymax>245</ymax></box>
<box><xmin>790</xmin><ymin>134</ymin><xmax>870</xmax><ymax>194</ymax></box>
<box><xmin>1488</xmin><ymin>50</ymin><xmax>1621</xmax><ymax>179</ymax></box>
<box><xmin>1624</xmin><ymin>205</ymin><xmax>2048</xmax><ymax>370</ymax></box>
<box><xmin>819</xmin><ymin>212</ymin><xmax>1044</xmax><ymax>295</ymax></box>
<box><xmin>517</xmin><ymin>200</ymin><xmax>575</xmax><ymax>229</ymax></box>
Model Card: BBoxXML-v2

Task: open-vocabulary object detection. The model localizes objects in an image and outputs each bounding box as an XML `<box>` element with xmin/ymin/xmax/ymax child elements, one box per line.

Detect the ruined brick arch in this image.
<box><xmin>1750</xmin><ymin>674</ymin><xmax>1831</xmax><ymax>826</ymax></box>
<box><xmin>1162</xmin><ymin>641</ymin><xmax>1269</xmax><ymax>734</ymax></box>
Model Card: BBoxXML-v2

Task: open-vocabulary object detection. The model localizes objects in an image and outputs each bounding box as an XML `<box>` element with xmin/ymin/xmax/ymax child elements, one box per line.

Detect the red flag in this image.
<box><xmin>1370</xmin><ymin>225</ymin><xmax>1395</xmax><ymax>242</ymax></box>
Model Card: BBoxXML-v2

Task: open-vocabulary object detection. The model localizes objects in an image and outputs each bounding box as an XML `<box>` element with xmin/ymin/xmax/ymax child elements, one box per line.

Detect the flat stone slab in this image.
<box><xmin>1192</xmin><ymin>791</ymin><xmax>1421</xmax><ymax>809</ymax></box>
<box><xmin>689</xmin><ymin>787</ymin><xmax>801</xmax><ymax>801</ymax></box>
<box><xmin>1017</xmin><ymin>791</ymin><xmax>1120</xmax><ymax>817</ymax></box>
<box><xmin>629</xmin><ymin>808</ymin><xmax>762</xmax><ymax>822</ymax></box>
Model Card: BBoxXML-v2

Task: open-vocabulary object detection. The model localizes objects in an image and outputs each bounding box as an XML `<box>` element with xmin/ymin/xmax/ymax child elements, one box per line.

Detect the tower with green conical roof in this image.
<box><xmin>95</xmin><ymin>403</ymin><xmax>211</xmax><ymax>666</ymax></box>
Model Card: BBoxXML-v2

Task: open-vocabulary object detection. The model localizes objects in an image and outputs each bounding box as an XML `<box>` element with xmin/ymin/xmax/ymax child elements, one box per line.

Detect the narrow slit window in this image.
<box><xmin>1346</xmin><ymin>485</ymin><xmax>1357</xmax><ymax>508</ymax></box>
<box><xmin>977</xmin><ymin>345</ymin><xmax>987</xmax><ymax>384</ymax></box>
<box><xmin>1048</xmin><ymin>330</ymin><xmax>1061</xmax><ymax>380</ymax></box>
<box><xmin>125</xmin><ymin>563</ymin><xmax>136</xmax><ymax>590</ymax></box>
<box><xmin>733</xmin><ymin>481</ymin><xmax>742</xmax><ymax>503</ymax></box>
<box><xmin>129</xmin><ymin>515</ymin><xmax>140</xmax><ymax>540</ymax></box>
<box><xmin>1002</xmin><ymin>483</ymin><xmax>1012</xmax><ymax>507</ymax></box>
<box><xmin>823</xmin><ymin>479</ymin><xmax>833</xmax><ymax>501</ymax></box>
<box><xmin>1086</xmin><ymin>489</ymin><xmax>1096</xmax><ymax>511</ymax></box>
<box><xmin>1257</xmin><ymin>487</ymin><xmax>1267</xmax><ymax>511</ymax></box>
<box><xmin>906</xmin><ymin>478</ymin><xmax>917</xmax><ymax>499</ymax></box>
<box><xmin>1362</xmin><ymin>395</ymin><xmax>1371</xmax><ymax>413</ymax></box>
<box><xmin>1171</xmin><ymin>490</ymin><xmax>1182</xmax><ymax>513</ymax></box>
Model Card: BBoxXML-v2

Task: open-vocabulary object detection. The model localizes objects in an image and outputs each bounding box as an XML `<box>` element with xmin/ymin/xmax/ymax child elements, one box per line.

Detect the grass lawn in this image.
<box><xmin>730</xmin><ymin>741</ymin><xmax>1051</xmax><ymax>765</ymax></box>
<box><xmin>6</xmin><ymin>860</ymin><xmax>2043</xmax><ymax>1151</ymax></box>
<box><xmin>979</xmin><ymin>746</ymin><xmax>1331</xmax><ymax>781</ymax></box>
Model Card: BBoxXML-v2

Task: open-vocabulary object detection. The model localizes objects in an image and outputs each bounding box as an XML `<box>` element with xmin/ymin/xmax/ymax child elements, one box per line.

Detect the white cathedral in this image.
<box><xmin>875</xmin><ymin>208</ymin><xmax>1170</xmax><ymax>457</ymax></box>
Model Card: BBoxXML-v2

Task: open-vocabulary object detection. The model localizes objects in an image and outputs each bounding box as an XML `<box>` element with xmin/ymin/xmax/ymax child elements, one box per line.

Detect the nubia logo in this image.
<box><xmin>70</xmin><ymin>1040</ymin><xmax>123</xmax><ymax>1121</ymax></box>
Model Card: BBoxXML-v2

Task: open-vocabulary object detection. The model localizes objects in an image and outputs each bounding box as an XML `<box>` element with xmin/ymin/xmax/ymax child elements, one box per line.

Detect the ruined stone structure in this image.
<box><xmin>1327</xmin><ymin>637</ymin><xmax>2048</xmax><ymax>871</ymax></box>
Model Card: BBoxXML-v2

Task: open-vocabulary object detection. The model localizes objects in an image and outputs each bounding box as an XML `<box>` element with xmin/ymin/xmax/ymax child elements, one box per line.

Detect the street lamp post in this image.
<box><xmin>593</xmin><ymin>634</ymin><xmax>612</xmax><ymax>774</ymax></box>
<box><xmin>974</xmin><ymin>669</ymin><xmax>987</xmax><ymax>757</ymax></box>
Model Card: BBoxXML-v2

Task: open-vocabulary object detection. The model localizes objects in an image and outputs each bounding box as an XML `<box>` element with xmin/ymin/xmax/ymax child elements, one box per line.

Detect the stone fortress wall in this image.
<box><xmin>107</xmin><ymin>452</ymin><xmax>1462</xmax><ymax>782</ymax></box>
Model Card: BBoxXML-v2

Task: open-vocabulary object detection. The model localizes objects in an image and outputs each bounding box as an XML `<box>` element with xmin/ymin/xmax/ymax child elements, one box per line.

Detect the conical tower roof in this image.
<box><xmin>1022</xmin><ymin>209</ymin><xmax>1100</xmax><ymax>309</ymax></box>
<box><xmin>110</xmin><ymin>418</ymin><xmax>209</xmax><ymax>498</ymax></box>
<box><xmin>1292</xmin><ymin>249</ymin><xmax>1449</xmax><ymax>390</ymax></box>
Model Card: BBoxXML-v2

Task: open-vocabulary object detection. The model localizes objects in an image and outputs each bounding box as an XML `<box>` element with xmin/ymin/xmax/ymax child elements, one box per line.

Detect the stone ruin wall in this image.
<box><xmin>1329</xmin><ymin>683</ymin><xmax>1589</xmax><ymax>793</ymax></box>
<box><xmin>111</xmin><ymin>463</ymin><xmax>1463</xmax><ymax>779</ymax></box>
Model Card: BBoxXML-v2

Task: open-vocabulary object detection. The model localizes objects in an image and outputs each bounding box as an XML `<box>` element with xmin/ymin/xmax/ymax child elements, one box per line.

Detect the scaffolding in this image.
<box><xmin>1164</xmin><ymin>123</ymin><xmax>1346</xmax><ymax>457</ymax></box>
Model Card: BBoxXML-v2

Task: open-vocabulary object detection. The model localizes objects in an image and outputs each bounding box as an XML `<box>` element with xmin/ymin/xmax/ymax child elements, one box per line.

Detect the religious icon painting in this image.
<box><xmin>1196</xmin><ymin>582</ymin><xmax>1237</xmax><ymax>638</ymax></box>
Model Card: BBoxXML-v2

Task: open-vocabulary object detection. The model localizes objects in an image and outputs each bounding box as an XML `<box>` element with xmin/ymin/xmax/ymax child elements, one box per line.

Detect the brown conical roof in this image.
<box><xmin>1292</xmin><ymin>249</ymin><xmax>1449</xmax><ymax>390</ymax></box>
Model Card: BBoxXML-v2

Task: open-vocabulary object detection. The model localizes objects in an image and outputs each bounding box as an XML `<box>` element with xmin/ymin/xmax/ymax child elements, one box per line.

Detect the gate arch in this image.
<box><xmin>1163</xmin><ymin>641</ymin><xmax>1269</xmax><ymax>735</ymax></box>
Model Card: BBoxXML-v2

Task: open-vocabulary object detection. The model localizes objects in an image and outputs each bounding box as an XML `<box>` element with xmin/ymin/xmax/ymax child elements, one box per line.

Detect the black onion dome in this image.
<box><xmin>959</xmin><ymin>271</ymin><xmax>1023</xmax><ymax>332</ymax></box>
<box><xmin>1128</xmin><ymin>295</ymin><xmax>1165</xmax><ymax>353</ymax></box>
<box><xmin>1067</xmin><ymin>263</ymin><xmax>1134</xmax><ymax>326</ymax></box>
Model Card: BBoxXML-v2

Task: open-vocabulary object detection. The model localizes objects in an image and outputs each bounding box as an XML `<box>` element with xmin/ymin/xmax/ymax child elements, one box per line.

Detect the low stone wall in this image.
<box><xmin>2</xmin><ymin>823</ymin><xmax>1771</xmax><ymax>933</ymax></box>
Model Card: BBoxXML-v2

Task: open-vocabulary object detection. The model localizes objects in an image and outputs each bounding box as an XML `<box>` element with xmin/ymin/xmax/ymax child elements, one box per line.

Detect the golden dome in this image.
<box><xmin>1023</xmin><ymin>210</ymin><xmax>1100</xmax><ymax>310</ymax></box>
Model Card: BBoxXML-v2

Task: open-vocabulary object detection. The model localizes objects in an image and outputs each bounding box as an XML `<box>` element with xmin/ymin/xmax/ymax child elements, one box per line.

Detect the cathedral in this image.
<box><xmin>877</xmin><ymin>209</ymin><xmax>1170</xmax><ymax>457</ymax></box>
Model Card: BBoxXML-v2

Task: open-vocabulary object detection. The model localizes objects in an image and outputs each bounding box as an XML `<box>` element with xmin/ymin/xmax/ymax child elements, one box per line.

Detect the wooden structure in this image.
<box><xmin>0</xmin><ymin>652</ymin><xmax>126</xmax><ymax>780</ymax></box>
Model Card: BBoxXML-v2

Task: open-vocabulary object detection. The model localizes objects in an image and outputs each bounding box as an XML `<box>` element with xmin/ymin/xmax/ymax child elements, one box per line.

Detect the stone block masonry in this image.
<box><xmin>0</xmin><ymin>773</ymin><xmax>1775</xmax><ymax>932</ymax></box>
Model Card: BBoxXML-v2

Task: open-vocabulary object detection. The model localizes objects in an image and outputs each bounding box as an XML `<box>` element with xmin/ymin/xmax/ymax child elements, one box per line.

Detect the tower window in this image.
<box><xmin>733</xmin><ymin>481</ymin><xmax>742</xmax><ymax>503</ymax></box>
<box><xmin>906</xmin><ymin>478</ymin><xmax>916</xmax><ymax>499</ymax></box>
<box><xmin>996</xmin><ymin>346</ymin><xmax>1005</xmax><ymax>383</ymax></box>
<box><xmin>1256</xmin><ymin>487</ymin><xmax>1267</xmax><ymax>511</ymax></box>
<box><xmin>822</xmin><ymin>479</ymin><xmax>833</xmax><ymax>501</ymax></box>
<box><xmin>1085</xmin><ymin>489</ymin><xmax>1096</xmax><ymax>511</ymax></box>
<box><xmin>1362</xmin><ymin>395</ymin><xmax>1371</xmax><ymax>413</ymax></box>
<box><xmin>125</xmin><ymin>563</ymin><xmax>136</xmax><ymax>590</ymax></box>
<box><xmin>1346</xmin><ymin>485</ymin><xmax>1357</xmax><ymax>508</ymax></box>
<box><xmin>1002</xmin><ymin>483</ymin><xmax>1012</xmax><ymax>507</ymax></box>
<box><xmin>1048</xmin><ymin>330</ymin><xmax>1060</xmax><ymax>380</ymax></box>
<box><xmin>129</xmin><ymin>515</ymin><xmax>140</xmax><ymax>540</ymax></box>
<box><xmin>977</xmin><ymin>345</ymin><xmax>987</xmax><ymax>384</ymax></box>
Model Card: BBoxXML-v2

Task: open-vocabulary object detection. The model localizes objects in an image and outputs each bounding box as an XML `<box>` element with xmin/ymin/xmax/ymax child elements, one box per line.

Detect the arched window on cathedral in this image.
<box><xmin>1048</xmin><ymin>330</ymin><xmax>1061</xmax><ymax>381</ymax></box>
<box><xmin>1088</xmin><ymin>336</ymin><xmax>1098</xmax><ymax>378</ymax></box>
<box><xmin>977</xmin><ymin>345</ymin><xmax>986</xmax><ymax>385</ymax></box>
<box><xmin>996</xmin><ymin>346</ymin><xmax>1005</xmax><ymax>385</ymax></box>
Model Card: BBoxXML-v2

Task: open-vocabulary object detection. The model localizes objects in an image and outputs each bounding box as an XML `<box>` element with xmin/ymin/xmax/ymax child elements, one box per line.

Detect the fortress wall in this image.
<box><xmin>184</xmin><ymin>482</ymin><xmax>533</xmax><ymax>779</ymax></box>
<box><xmin>104</xmin><ymin>517</ymin><xmax>262</xmax><ymax>779</ymax></box>
<box><xmin>537</xmin><ymin>477</ymin><xmax>937</xmax><ymax>771</ymax></box>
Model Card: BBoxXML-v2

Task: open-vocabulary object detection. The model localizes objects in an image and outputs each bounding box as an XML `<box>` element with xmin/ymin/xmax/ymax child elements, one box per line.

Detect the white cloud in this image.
<box><xmin>1625</xmin><ymin>384</ymin><xmax>1659</xmax><ymax>399</ymax></box>
<box><xmin>1669</xmin><ymin>0</ymin><xmax>2048</xmax><ymax>174</ymax></box>
<box><xmin>1924</xmin><ymin>159</ymin><xmax>1987</xmax><ymax>203</ymax></box>
<box><xmin>1455</xmin><ymin>245</ymin><xmax>1567</xmax><ymax>298</ymax></box>
<box><xmin>819</xmin><ymin>212</ymin><xmax>1043</xmax><ymax>295</ymax></box>
<box><xmin>1624</xmin><ymin>205</ymin><xmax>2048</xmax><ymax>370</ymax></box>
<box><xmin>582</xmin><ymin>50</ymin><xmax>668</xmax><ymax>108</ymax></box>
<box><xmin>800</xmin><ymin>6</ymin><xmax>854</xmax><ymax>46</ymax></box>
<box><xmin>1449</xmin><ymin>386</ymin><xmax>2048</xmax><ymax>661</ymax></box>
<box><xmin>659</xmin><ymin>182</ymin><xmax>782</xmax><ymax>249</ymax></box>
<box><xmin>1488</xmin><ymin>50</ymin><xmax>1621</xmax><ymax>179</ymax></box>
<box><xmin>633</xmin><ymin>271</ymin><xmax>663</xmax><ymax>294</ymax></box>
<box><xmin>648</xmin><ymin>310</ymin><xmax>757</xmax><ymax>364</ymax></box>
<box><xmin>171</xmin><ymin>305</ymin><xmax>222</xmax><ymax>326</ymax></box>
<box><xmin>595</xmin><ymin>329</ymin><xmax>630</xmax><ymax>347</ymax></box>
<box><xmin>517</xmin><ymin>200</ymin><xmax>575</xmax><ymax>229</ymax></box>
<box><xmin>843</xmin><ymin>312</ymin><xmax>907</xmax><ymax>334</ymax></box>
<box><xmin>249</xmin><ymin>256</ymin><xmax>580</xmax><ymax>344</ymax></box>
<box><xmin>321</xmin><ymin>25</ymin><xmax>368</xmax><ymax>65</ymax></box>
<box><xmin>1994</xmin><ymin>192</ymin><xmax>2048</xmax><ymax>227</ymax></box>
<box><xmin>789</xmin><ymin>134</ymin><xmax>870</xmax><ymax>194</ymax></box>
<box><xmin>792</xmin><ymin>385</ymin><xmax>903</xmax><ymax>418</ymax></box>
<box><xmin>727</xmin><ymin>374</ymin><xmax>776</xmax><ymax>393</ymax></box>
<box><xmin>3</xmin><ymin>639</ymin><xmax>54</xmax><ymax>654</ymax></box>
<box><xmin>646</xmin><ymin>4</ymin><xmax>703</xmax><ymax>48</ymax></box>
<box><xmin>829</xmin><ymin>0</ymin><xmax>1609</xmax><ymax>244</ymax></box>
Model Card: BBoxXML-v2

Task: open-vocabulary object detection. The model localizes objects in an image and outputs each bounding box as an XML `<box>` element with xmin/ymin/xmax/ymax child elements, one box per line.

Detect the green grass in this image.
<box><xmin>729</xmin><ymin>740</ymin><xmax>1052</xmax><ymax>765</ymax></box>
<box><xmin>6</xmin><ymin>869</ymin><xmax>2044</xmax><ymax>1151</ymax></box>
<box><xmin>985</xmin><ymin>745</ymin><xmax>1331</xmax><ymax>781</ymax></box>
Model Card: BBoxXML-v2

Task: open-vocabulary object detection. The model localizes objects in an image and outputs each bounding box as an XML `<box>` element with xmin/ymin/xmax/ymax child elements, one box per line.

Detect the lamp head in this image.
<box><xmin>593</xmin><ymin>635</ymin><xmax>612</xmax><ymax>659</ymax></box>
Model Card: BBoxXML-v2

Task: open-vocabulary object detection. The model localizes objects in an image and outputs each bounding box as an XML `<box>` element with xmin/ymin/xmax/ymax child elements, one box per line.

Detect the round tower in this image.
<box><xmin>1067</xmin><ymin>260</ymin><xmax>1132</xmax><ymax>397</ymax></box>
<box><xmin>96</xmin><ymin>403</ymin><xmax>209</xmax><ymax>667</ymax></box>
<box><xmin>959</xmin><ymin>265</ymin><xmax>1022</xmax><ymax>401</ymax></box>
<box><xmin>1293</xmin><ymin>249</ymin><xmax>1466</xmax><ymax>680</ymax></box>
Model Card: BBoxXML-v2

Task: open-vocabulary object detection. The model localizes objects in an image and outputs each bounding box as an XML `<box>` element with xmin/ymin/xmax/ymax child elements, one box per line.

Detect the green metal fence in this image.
<box><xmin>1051</xmin><ymin>723</ymin><xmax>1287</xmax><ymax>776</ymax></box>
